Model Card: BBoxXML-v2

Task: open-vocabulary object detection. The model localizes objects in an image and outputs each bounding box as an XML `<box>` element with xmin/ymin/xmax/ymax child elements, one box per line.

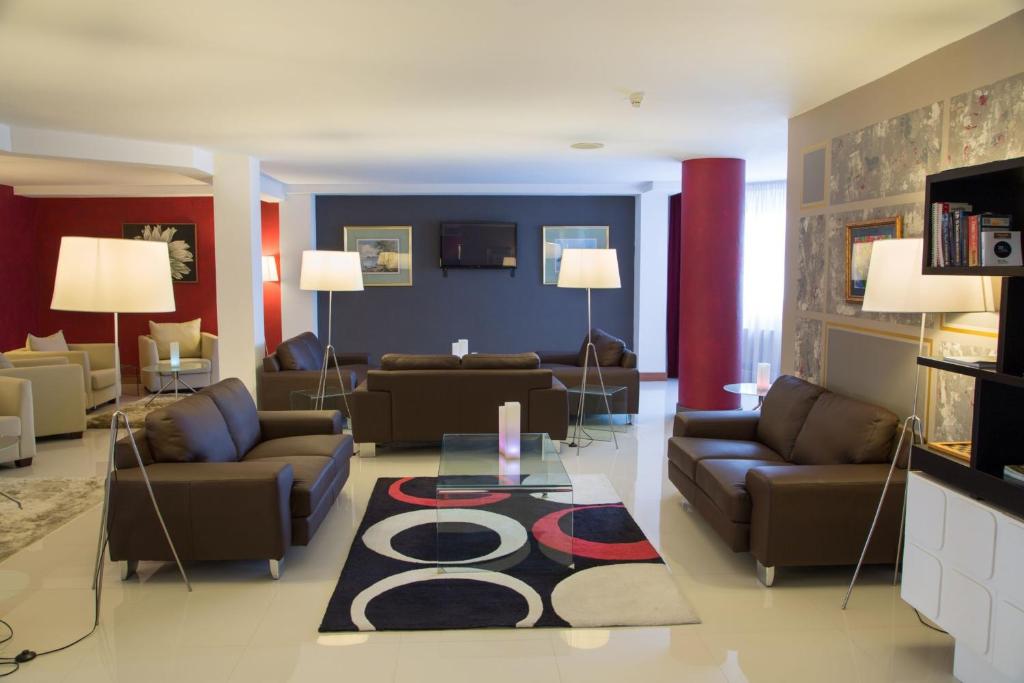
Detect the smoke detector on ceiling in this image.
<box><xmin>629</xmin><ymin>91</ymin><xmax>644</xmax><ymax>108</ymax></box>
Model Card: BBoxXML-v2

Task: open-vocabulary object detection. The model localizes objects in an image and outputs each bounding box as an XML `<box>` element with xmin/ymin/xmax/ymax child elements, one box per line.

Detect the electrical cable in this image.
<box><xmin>914</xmin><ymin>609</ymin><xmax>947</xmax><ymax>634</ymax></box>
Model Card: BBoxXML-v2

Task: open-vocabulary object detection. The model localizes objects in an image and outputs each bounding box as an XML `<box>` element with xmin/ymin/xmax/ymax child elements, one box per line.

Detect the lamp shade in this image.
<box><xmin>557</xmin><ymin>249</ymin><xmax>621</xmax><ymax>289</ymax></box>
<box><xmin>299</xmin><ymin>250</ymin><xmax>364</xmax><ymax>292</ymax></box>
<box><xmin>51</xmin><ymin>237</ymin><xmax>175</xmax><ymax>313</ymax></box>
<box><xmin>863</xmin><ymin>239</ymin><xmax>986</xmax><ymax>313</ymax></box>
<box><xmin>261</xmin><ymin>255</ymin><xmax>279</xmax><ymax>282</ymax></box>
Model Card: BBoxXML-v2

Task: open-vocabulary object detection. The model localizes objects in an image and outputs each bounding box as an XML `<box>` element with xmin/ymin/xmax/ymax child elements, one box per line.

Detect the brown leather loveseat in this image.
<box><xmin>538</xmin><ymin>328</ymin><xmax>639</xmax><ymax>415</ymax></box>
<box><xmin>667</xmin><ymin>375</ymin><xmax>904</xmax><ymax>586</ymax></box>
<box><xmin>257</xmin><ymin>331</ymin><xmax>370</xmax><ymax>413</ymax></box>
<box><xmin>109</xmin><ymin>378</ymin><xmax>353</xmax><ymax>579</ymax></box>
<box><xmin>351</xmin><ymin>353</ymin><xmax>568</xmax><ymax>453</ymax></box>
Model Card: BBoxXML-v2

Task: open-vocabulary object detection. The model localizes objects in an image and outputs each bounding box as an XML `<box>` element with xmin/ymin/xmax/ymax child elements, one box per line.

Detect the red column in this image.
<box><xmin>677</xmin><ymin>158</ymin><xmax>744</xmax><ymax>410</ymax></box>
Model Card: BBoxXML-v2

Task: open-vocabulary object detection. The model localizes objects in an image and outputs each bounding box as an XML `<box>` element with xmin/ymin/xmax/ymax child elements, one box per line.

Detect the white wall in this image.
<box><xmin>633</xmin><ymin>182</ymin><xmax>675</xmax><ymax>375</ymax></box>
<box><xmin>279</xmin><ymin>192</ymin><xmax>317</xmax><ymax>340</ymax></box>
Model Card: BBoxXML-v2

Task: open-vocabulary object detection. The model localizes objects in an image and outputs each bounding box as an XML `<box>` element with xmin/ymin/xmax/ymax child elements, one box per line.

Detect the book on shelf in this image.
<box><xmin>929</xmin><ymin>205</ymin><xmax>1020</xmax><ymax>267</ymax></box>
<box><xmin>942</xmin><ymin>355</ymin><xmax>997</xmax><ymax>369</ymax></box>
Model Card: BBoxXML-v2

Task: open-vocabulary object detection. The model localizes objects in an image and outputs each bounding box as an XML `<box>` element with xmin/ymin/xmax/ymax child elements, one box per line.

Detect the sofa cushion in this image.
<box><xmin>149</xmin><ymin>319</ymin><xmax>202</xmax><ymax>359</ymax></box>
<box><xmin>0</xmin><ymin>352</ymin><xmax>12</xmax><ymax>370</ymax></box>
<box><xmin>696</xmin><ymin>458</ymin><xmax>786</xmax><ymax>524</ymax></box>
<box><xmin>790</xmin><ymin>392</ymin><xmax>898</xmax><ymax>466</ymax></box>
<box><xmin>462</xmin><ymin>353</ymin><xmax>540</xmax><ymax>370</ymax></box>
<box><xmin>145</xmin><ymin>393</ymin><xmax>238</xmax><ymax>463</ymax></box>
<box><xmin>201</xmin><ymin>378</ymin><xmax>262</xmax><ymax>456</ymax></box>
<box><xmin>380</xmin><ymin>353</ymin><xmax>461</xmax><ymax>370</ymax></box>
<box><xmin>244</xmin><ymin>434</ymin><xmax>350</xmax><ymax>461</ymax></box>
<box><xmin>577</xmin><ymin>328</ymin><xmax>625</xmax><ymax>367</ymax></box>
<box><xmin>756</xmin><ymin>375</ymin><xmax>826</xmax><ymax>461</ymax></box>
<box><xmin>91</xmin><ymin>368</ymin><xmax>117</xmax><ymax>390</ymax></box>
<box><xmin>276</xmin><ymin>332</ymin><xmax>323</xmax><ymax>371</ymax></box>
<box><xmin>27</xmin><ymin>330</ymin><xmax>69</xmax><ymax>352</ymax></box>
<box><xmin>667</xmin><ymin>436</ymin><xmax>783</xmax><ymax>480</ymax></box>
<box><xmin>247</xmin><ymin>455</ymin><xmax>337</xmax><ymax>517</ymax></box>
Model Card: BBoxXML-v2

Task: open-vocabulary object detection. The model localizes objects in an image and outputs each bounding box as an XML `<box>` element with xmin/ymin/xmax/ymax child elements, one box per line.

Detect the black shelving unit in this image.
<box><xmin>915</xmin><ymin>156</ymin><xmax>1024</xmax><ymax>519</ymax></box>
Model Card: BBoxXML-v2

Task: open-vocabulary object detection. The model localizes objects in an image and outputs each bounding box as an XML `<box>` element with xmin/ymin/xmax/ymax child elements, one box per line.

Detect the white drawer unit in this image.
<box><xmin>902</xmin><ymin>472</ymin><xmax>1024</xmax><ymax>683</ymax></box>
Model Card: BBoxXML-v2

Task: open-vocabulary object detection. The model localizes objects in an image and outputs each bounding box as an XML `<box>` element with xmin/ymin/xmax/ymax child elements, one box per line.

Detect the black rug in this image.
<box><xmin>320</xmin><ymin>475</ymin><xmax>698</xmax><ymax>631</ymax></box>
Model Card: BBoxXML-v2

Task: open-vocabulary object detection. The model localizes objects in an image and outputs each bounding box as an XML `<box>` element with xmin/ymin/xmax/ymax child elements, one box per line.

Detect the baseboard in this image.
<box><xmin>640</xmin><ymin>372</ymin><xmax>667</xmax><ymax>381</ymax></box>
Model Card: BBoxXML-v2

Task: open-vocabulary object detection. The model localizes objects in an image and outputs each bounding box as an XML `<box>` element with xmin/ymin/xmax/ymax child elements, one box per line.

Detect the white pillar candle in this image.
<box><xmin>504</xmin><ymin>401</ymin><xmax>521</xmax><ymax>458</ymax></box>
<box><xmin>169</xmin><ymin>342</ymin><xmax>181</xmax><ymax>368</ymax></box>
<box><xmin>756</xmin><ymin>362</ymin><xmax>771</xmax><ymax>392</ymax></box>
<box><xmin>452</xmin><ymin>341</ymin><xmax>461</xmax><ymax>357</ymax></box>
<box><xmin>498</xmin><ymin>404</ymin><xmax>507</xmax><ymax>454</ymax></box>
<box><xmin>459</xmin><ymin>339</ymin><xmax>469</xmax><ymax>357</ymax></box>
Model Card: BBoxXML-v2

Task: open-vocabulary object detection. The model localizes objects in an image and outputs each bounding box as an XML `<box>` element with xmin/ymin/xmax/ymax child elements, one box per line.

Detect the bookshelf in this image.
<box><xmin>922</xmin><ymin>156</ymin><xmax>1024</xmax><ymax>276</ymax></box>
<box><xmin>915</xmin><ymin>155</ymin><xmax>1024</xmax><ymax>518</ymax></box>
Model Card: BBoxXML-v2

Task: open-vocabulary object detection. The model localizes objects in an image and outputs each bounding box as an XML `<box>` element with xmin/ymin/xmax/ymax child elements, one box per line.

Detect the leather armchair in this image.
<box><xmin>0</xmin><ymin>376</ymin><xmax>36</xmax><ymax>466</ymax></box>
<box><xmin>139</xmin><ymin>331</ymin><xmax>219</xmax><ymax>392</ymax></box>
<box><xmin>0</xmin><ymin>357</ymin><xmax>86</xmax><ymax>438</ymax></box>
<box><xmin>537</xmin><ymin>328</ymin><xmax>640</xmax><ymax>414</ymax></box>
<box><xmin>5</xmin><ymin>342</ymin><xmax>119</xmax><ymax>409</ymax></box>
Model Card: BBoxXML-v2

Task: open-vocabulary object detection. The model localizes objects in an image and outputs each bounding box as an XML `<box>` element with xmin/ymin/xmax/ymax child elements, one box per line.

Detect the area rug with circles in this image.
<box><xmin>319</xmin><ymin>474</ymin><xmax>699</xmax><ymax>631</ymax></box>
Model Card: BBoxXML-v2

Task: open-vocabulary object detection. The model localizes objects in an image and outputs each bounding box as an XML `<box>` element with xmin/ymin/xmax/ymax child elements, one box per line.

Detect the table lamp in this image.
<box><xmin>842</xmin><ymin>238</ymin><xmax>986</xmax><ymax>609</ymax></box>
<box><xmin>557</xmin><ymin>248</ymin><xmax>622</xmax><ymax>453</ymax></box>
<box><xmin>300</xmin><ymin>250</ymin><xmax>364</xmax><ymax>412</ymax></box>
<box><xmin>50</xmin><ymin>236</ymin><xmax>191</xmax><ymax>619</ymax></box>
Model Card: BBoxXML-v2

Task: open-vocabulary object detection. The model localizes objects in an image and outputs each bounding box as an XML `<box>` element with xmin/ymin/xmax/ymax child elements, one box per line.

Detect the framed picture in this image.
<box><xmin>343</xmin><ymin>226</ymin><xmax>412</xmax><ymax>286</ymax></box>
<box><xmin>122</xmin><ymin>223</ymin><xmax>197</xmax><ymax>283</ymax></box>
<box><xmin>542</xmin><ymin>226</ymin><xmax>609</xmax><ymax>285</ymax></box>
<box><xmin>845</xmin><ymin>216</ymin><xmax>902</xmax><ymax>302</ymax></box>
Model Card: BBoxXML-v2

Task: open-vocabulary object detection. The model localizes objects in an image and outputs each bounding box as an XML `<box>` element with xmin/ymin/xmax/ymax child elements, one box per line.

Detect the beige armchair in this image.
<box><xmin>0</xmin><ymin>357</ymin><xmax>85</xmax><ymax>439</ymax></box>
<box><xmin>138</xmin><ymin>332</ymin><xmax>219</xmax><ymax>393</ymax></box>
<box><xmin>0</xmin><ymin>376</ymin><xmax>36</xmax><ymax>466</ymax></box>
<box><xmin>4</xmin><ymin>343</ymin><xmax>120</xmax><ymax>409</ymax></box>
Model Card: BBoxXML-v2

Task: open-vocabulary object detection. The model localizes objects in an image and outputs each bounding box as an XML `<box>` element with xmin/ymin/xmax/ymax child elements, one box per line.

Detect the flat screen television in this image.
<box><xmin>440</xmin><ymin>222</ymin><xmax>517</xmax><ymax>269</ymax></box>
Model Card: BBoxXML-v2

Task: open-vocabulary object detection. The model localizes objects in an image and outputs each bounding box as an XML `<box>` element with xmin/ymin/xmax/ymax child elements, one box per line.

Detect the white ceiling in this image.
<box><xmin>0</xmin><ymin>154</ymin><xmax>207</xmax><ymax>187</ymax></box>
<box><xmin>0</xmin><ymin>0</ymin><xmax>1020</xmax><ymax>187</ymax></box>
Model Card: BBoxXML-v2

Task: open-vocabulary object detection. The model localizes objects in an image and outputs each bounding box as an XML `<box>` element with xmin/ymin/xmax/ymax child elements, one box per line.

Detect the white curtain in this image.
<box><xmin>740</xmin><ymin>180</ymin><xmax>786</xmax><ymax>382</ymax></box>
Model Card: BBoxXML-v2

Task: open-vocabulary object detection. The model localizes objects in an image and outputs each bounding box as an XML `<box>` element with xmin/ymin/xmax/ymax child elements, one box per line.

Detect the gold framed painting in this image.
<box><xmin>343</xmin><ymin>226</ymin><xmax>412</xmax><ymax>286</ymax></box>
<box><xmin>845</xmin><ymin>216</ymin><xmax>902</xmax><ymax>303</ymax></box>
<box><xmin>542</xmin><ymin>226</ymin><xmax>609</xmax><ymax>285</ymax></box>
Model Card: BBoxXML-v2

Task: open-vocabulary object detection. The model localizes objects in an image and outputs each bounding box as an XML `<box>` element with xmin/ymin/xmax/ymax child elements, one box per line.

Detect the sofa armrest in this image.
<box><xmin>0</xmin><ymin>364</ymin><xmax>86</xmax><ymax>436</ymax></box>
<box><xmin>257</xmin><ymin>410</ymin><xmax>343</xmax><ymax>439</ymax></box>
<box><xmin>69</xmin><ymin>343</ymin><xmax>116</xmax><ymax>371</ymax></box>
<box><xmin>0</xmin><ymin>377</ymin><xmax>34</xmax><ymax>458</ymax></box>
<box><xmin>673</xmin><ymin>410</ymin><xmax>760</xmax><ymax>440</ymax></box>
<box><xmin>537</xmin><ymin>351</ymin><xmax>579</xmax><ymax>366</ymax></box>
<box><xmin>9</xmin><ymin>356</ymin><xmax>68</xmax><ymax>368</ymax></box>
<box><xmin>139</xmin><ymin>335</ymin><xmax>160</xmax><ymax>367</ymax></box>
<box><xmin>351</xmin><ymin>382</ymin><xmax>392</xmax><ymax>444</ymax></box>
<box><xmin>108</xmin><ymin>461</ymin><xmax>294</xmax><ymax>562</ymax></box>
<box><xmin>746</xmin><ymin>464</ymin><xmax>906</xmax><ymax>568</ymax></box>
<box><xmin>332</xmin><ymin>352</ymin><xmax>370</xmax><ymax>366</ymax></box>
<box><xmin>528</xmin><ymin>378</ymin><xmax>569</xmax><ymax>441</ymax></box>
<box><xmin>201</xmin><ymin>333</ymin><xmax>220</xmax><ymax>382</ymax></box>
<box><xmin>621</xmin><ymin>350</ymin><xmax>637</xmax><ymax>369</ymax></box>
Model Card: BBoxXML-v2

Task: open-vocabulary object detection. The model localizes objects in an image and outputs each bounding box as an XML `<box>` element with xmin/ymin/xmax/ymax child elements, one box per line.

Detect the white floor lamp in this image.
<box><xmin>50</xmin><ymin>237</ymin><xmax>192</xmax><ymax>628</ymax></box>
<box><xmin>557</xmin><ymin>248</ymin><xmax>622</xmax><ymax>454</ymax></box>
<box><xmin>842</xmin><ymin>238</ymin><xmax>986</xmax><ymax>609</ymax></box>
<box><xmin>299</xmin><ymin>250</ymin><xmax>365</xmax><ymax>414</ymax></box>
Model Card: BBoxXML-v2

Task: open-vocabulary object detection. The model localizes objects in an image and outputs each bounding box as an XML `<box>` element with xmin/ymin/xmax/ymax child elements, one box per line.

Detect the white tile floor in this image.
<box><xmin>0</xmin><ymin>381</ymin><xmax>955</xmax><ymax>682</ymax></box>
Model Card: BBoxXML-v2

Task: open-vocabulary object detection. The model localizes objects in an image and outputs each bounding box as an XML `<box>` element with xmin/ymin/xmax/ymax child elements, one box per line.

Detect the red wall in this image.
<box><xmin>261</xmin><ymin>201</ymin><xmax>282</xmax><ymax>353</ymax></box>
<box><xmin>32</xmin><ymin>197</ymin><xmax>218</xmax><ymax>367</ymax></box>
<box><xmin>0</xmin><ymin>186</ymin><xmax>38</xmax><ymax>351</ymax></box>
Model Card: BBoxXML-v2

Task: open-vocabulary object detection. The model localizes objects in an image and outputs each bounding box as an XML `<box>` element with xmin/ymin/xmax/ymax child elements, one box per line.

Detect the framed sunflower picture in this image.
<box><xmin>123</xmin><ymin>223</ymin><xmax>198</xmax><ymax>283</ymax></box>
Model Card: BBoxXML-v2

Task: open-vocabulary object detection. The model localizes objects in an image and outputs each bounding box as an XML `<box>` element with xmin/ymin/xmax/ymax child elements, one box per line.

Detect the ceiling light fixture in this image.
<box><xmin>629</xmin><ymin>91</ymin><xmax>644</xmax><ymax>108</ymax></box>
<box><xmin>570</xmin><ymin>142</ymin><xmax>604</xmax><ymax>150</ymax></box>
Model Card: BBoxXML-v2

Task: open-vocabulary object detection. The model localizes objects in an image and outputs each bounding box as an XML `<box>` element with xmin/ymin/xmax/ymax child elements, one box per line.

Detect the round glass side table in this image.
<box><xmin>723</xmin><ymin>382</ymin><xmax>770</xmax><ymax>410</ymax></box>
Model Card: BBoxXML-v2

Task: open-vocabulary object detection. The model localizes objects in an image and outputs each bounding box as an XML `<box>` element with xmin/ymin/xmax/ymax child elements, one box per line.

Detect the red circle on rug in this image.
<box><xmin>532</xmin><ymin>504</ymin><xmax>659</xmax><ymax>560</ymax></box>
<box><xmin>388</xmin><ymin>477</ymin><xmax>511</xmax><ymax>508</ymax></box>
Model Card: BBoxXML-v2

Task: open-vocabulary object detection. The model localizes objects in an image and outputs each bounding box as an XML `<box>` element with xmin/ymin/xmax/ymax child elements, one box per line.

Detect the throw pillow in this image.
<box><xmin>576</xmin><ymin>328</ymin><xmax>625</xmax><ymax>367</ymax></box>
<box><xmin>0</xmin><ymin>352</ymin><xmax>12</xmax><ymax>369</ymax></box>
<box><xmin>27</xmin><ymin>330</ymin><xmax>69</xmax><ymax>352</ymax></box>
<box><xmin>149</xmin><ymin>319</ymin><xmax>202</xmax><ymax>359</ymax></box>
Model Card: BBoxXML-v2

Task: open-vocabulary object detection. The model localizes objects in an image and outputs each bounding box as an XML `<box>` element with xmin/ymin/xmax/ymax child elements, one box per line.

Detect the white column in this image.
<box><xmin>279</xmin><ymin>192</ymin><xmax>317</xmax><ymax>340</ymax></box>
<box><xmin>633</xmin><ymin>182</ymin><xmax>673</xmax><ymax>376</ymax></box>
<box><xmin>213</xmin><ymin>154</ymin><xmax>264</xmax><ymax>394</ymax></box>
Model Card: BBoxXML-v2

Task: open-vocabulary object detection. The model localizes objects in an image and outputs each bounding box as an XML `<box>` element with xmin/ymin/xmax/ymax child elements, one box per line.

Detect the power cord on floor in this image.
<box><xmin>0</xmin><ymin>597</ymin><xmax>100</xmax><ymax>676</ymax></box>
<box><xmin>914</xmin><ymin>609</ymin><xmax>947</xmax><ymax>634</ymax></box>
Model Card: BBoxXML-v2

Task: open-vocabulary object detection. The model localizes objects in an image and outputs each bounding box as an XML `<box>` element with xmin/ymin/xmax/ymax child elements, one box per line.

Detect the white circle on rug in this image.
<box><xmin>350</xmin><ymin>567</ymin><xmax>543</xmax><ymax>631</ymax></box>
<box><xmin>551</xmin><ymin>563</ymin><xmax>699</xmax><ymax>627</ymax></box>
<box><xmin>362</xmin><ymin>508</ymin><xmax>528</xmax><ymax>565</ymax></box>
<box><xmin>529</xmin><ymin>473</ymin><xmax>622</xmax><ymax>505</ymax></box>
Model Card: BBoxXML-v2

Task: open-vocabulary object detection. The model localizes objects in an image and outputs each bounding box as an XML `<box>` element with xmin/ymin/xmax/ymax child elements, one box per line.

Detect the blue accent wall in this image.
<box><xmin>314</xmin><ymin>195</ymin><xmax>636</xmax><ymax>362</ymax></box>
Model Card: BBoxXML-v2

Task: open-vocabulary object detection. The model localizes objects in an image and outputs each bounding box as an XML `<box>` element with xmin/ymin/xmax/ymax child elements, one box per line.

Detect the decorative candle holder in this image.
<box><xmin>756</xmin><ymin>362</ymin><xmax>771</xmax><ymax>392</ymax></box>
<box><xmin>498</xmin><ymin>404</ymin><xmax>507</xmax><ymax>454</ymax></box>
<box><xmin>503</xmin><ymin>401</ymin><xmax>521</xmax><ymax>458</ymax></box>
<box><xmin>458</xmin><ymin>339</ymin><xmax>469</xmax><ymax>357</ymax></box>
<box><xmin>169</xmin><ymin>341</ymin><xmax>181</xmax><ymax>369</ymax></box>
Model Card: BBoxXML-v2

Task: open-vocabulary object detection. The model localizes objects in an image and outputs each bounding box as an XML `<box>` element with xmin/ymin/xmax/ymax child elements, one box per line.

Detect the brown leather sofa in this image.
<box><xmin>109</xmin><ymin>378</ymin><xmax>353</xmax><ymax>579</ymax></box>
<box><xmin>351</xmin><ymin>353</ymin><xmax>569</xmax><ymax>453</ymax></box>
<box><xmin>537</xmin><ymin>328</ymin><xmax>639</xmax><ymax>415</ymax></box>
<box><xmin>257</xmin><ymin>331</ymin><xmax>370</xmax><ymax>413</ymax></box>
<box><xmin>667</xmin><ymin>375</ymin><xmax>904</xmax><ymax>586</ymax></box>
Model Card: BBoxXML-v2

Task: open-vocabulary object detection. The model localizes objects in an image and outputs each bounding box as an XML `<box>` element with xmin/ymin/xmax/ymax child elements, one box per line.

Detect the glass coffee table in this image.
<box><xmin>437</xmin><ymin>433</ymin><xmax>573</xmax><ymax>572</ymax></box>
<box><xmin>142</xmin><ymin>360</ymin><xmax>209</xmax><ymax>405</ymax></box>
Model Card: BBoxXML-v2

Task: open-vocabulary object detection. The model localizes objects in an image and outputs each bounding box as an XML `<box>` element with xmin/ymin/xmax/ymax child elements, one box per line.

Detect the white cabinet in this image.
<box><xmin>902</xmin><ymin>472</ymin><xmax>1024</xmax><ymax>683</ymax></box>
